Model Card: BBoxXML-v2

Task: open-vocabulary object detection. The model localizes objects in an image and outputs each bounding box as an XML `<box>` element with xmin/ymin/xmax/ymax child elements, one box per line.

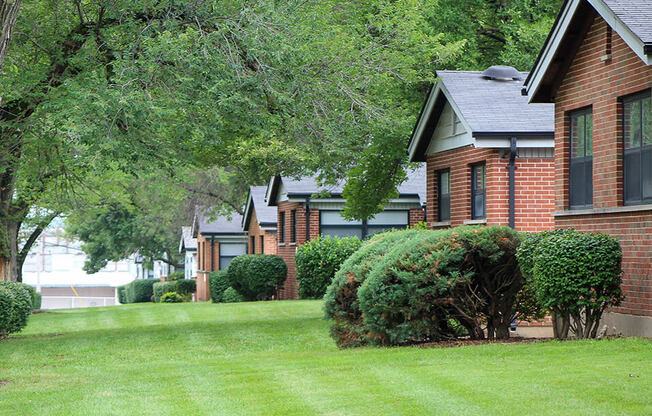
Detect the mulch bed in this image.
<box><xmin>415</xmin><ymin>337</ymin><xmax>553</xmax><ymax>349</ymax></box>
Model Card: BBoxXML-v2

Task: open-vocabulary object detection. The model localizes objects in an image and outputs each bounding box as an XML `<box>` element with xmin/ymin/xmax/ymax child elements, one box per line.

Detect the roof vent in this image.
<box><xmin>482</xmin><ymin>65</ymin><xmax>521</xmax><ymax>81</ymax></box>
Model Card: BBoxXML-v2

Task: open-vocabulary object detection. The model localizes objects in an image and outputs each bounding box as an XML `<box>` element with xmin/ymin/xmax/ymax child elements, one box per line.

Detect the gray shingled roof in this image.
<box><xmin>438</xmin><ymin>70</ymin><xmax>554</xmax><ymax>134</ymax></box>
<box><xmin>180</xmin><ymin>226</ymin><xmax>197</xmax><ymax>250</ymax></box>
<box><xmin>602</xmin><ymin>0</ymin><xmax>652</xmax><ymax>43</ymax></box>
<box><xmin>197</xmin><ymin>211</ymin><xmax>245</xmax><ymax>234</ymax></box>
<box><xmin>250</xmin><ymin>185</ymin><xmax>277</xmax><ymax>225</ymax></box>
<box><xmin>281</xmin><ymin>165</ymin><xmax>427</xmax><ymax>204</ymax></box>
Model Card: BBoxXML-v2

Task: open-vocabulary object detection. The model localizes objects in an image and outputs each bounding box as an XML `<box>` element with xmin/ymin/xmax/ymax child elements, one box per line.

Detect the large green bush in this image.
<box><xmin>520</xmin><ymin>229</ymin><xmax>623</xmax><ymax>340</ymax></box>
<box><xmin>227</xmin><ymin>255</ymin><xmax>287</xmax><ymax>301</ymax></box>
<box><xmin>117</xmin><ymin>285</ymin><xmax>128</xmax><ymax>304</ymax></box>
<box><xmin>0</xmin><ymin>282</ymin><xmax>33</xmax><ymax>338</ymax></box>
<box><xmin>358</xmin><ymin>226</ymin><xmax>528</xmax><ymax>345</ymax></box>
<box><xmin>323</xmin><ymin>229</ymin><xmax>425</xmax><ymax>348</ymax></box>
<box><xmin>175</xmin><ymin>279</ymin><xmax>196</xmax><ymax>296</ymax></box>
<box><xmin>125</xmin><ymin>278</ymin><xmax>159</xmax><ymax>303</ymax></box>
<box><xmin>13</xmin><ymin>283</ymin><xmax>41</xmax><ymax>310</ymax></box>
<box><xmin>209</xmin><ymin>271</ymin><xmax>230</xmax><ymax>303</ymax></box>
<box><xmin>294</xmin><ymin>235</ymin><xmax>362</xmax><ymax>299</ymax></box>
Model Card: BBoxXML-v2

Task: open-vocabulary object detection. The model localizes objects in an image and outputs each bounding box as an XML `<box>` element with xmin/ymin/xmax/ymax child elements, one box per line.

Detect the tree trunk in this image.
<box><xmin>0</xmin><ymin>0</ymin><xmax>22</xmax><ymax>72</ymax></box>
<box><xmin>0</xmin><ymin>219</ymin><xmax>19</xmax><ymax>282</ymax></box>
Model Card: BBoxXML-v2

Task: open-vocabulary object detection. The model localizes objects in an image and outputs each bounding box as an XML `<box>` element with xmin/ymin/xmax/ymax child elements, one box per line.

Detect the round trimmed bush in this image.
<box><xmin>295</xmin><ymin>235</ymin><xmax>362</xmax><ymax>299</ymax></box>
<box><xmin>209</xmin><ymin>271</ymin><xmax>230</xmax><ymax>303</ymax></box>
<box><xmin>323</xmin><ymin>229</ymin><xmax>425</xmax><ymax>348</ymax></box>
<box><xmin>160</xmin><ymin>291</ymin><xmax>183</xmax><ymax>303</ymax></box>
<box><xmin>153</xmin><ymin>281</ymin><xmax>176</xmax><ymax>303</ymax></box>
<box><xmin>227</xmin><ymin>255</ymin><xmax>287</xmax><ymax>301</ymax></box>
<box><xmin>528</xmin><ymin>229</ymin><xmax>623</xmax><ymax>339</ymax></box>
<box><xmin>0</xmin><ymin>281</ymin><xmax>32</xmax><ymax>338</ymax></box>
<box><xmin>222</xmin><ymin>287</ymin><xmax>244</xmax><ymax>303</ymax></box>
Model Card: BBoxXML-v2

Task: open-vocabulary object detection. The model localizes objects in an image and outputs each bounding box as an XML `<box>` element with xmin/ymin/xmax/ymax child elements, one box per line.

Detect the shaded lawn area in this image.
<box><xmin>0</xmin><ymin>301</ymin><xmax>650</xmax><ymax>416</ymax></box>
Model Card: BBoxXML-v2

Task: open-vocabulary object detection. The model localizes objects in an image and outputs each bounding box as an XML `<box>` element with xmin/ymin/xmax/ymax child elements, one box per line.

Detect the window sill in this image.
<box><xmin>553</xmin><ymin>204</ymin><xmax>652</xmax><ymax>217</ymax></box>
<box><xmin>464</xmin><ymin>219</ymin><xmax>487</xmax><ymax>225</ymax></box>
<box><xmin>278</xmin><ymin>243</ymin><xmax>286</xmax><ymax>247</ymax></box>
<box><xmin>288</xmin><ymin>242</ymin><xmax>297</xmax><ymax>246</ymax></box>
<box><xmin>430</xmin><ymin>221</ymin><xmax>451</xmax><ymax>228</ymax></box>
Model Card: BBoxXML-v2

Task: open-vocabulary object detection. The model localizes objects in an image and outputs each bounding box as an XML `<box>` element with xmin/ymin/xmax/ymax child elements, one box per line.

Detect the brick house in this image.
<box><xmin>191</xmin><ymin>210</ymin><xmax>247</xmax><ymax>301</ymax></box>
<box><xmin>408</xmin><ymin>67</ymin><xmax>556</xmax><ymax>232</ymax></box>
<box><xmin>178</xmin><ymin>226</ymin><xmax>197</xmax><ymax>280</ymax></box>
<box><xmin>265</xmin><ymin>168</ymin><xmax>426</xmax><ymax>299</ymax></box>
<box><xmin>242</xmin><ymin>186</ymin><xmax>278</xmax><ymax>255</ymax></box>
<box><xmin>523</xmin><ymin>0</ymin><xmax>652</xmax><ymax>336</ymax></box>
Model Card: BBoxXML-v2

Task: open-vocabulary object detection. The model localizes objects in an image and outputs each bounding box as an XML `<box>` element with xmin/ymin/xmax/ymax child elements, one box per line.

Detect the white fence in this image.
<box><xmin>41</xmin><ymin>296</ymin><xmax>117</xmax><ymax>309</ymax></box>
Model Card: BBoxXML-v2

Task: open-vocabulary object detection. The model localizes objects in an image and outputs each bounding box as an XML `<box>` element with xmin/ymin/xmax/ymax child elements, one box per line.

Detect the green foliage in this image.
<box><xmin>13</xmin><ymin>283</ymin><xmax>41</xmax><ymax>311</ymax></box>
<box><xmin>117</xmin><ymin>285</ymin><xmax>129</xmax><ymax>304</ymax></box>
<box><xmin>160</xmin><ymin>292</ymin><xmax>183</xmax><ymax>303</ymax></box>
<box><xmin>0</xmin><ymin>281</ymin><xmax>33</xmax><ymax>338</ymax></box>
<box><xmin>167</xmin><ymin>271</ymin><xmax>185</xmax><ymax>281</ymax></box>
<box><xmin>125</xmin><ymin>279</ymin><xmax>159</xmax><ymax>304</ymax></box>
<box><xmin>294</xmin><ymin>235</ymin><xmax>362</xmax><ymax>299</ymax></box>
<box><xmin>227</xmin><ymin>255</ymin><xmax>287</xmax><ymax>301</ymax></box>
<box><xmin>222</xmin><ymin>287</ymin><xmax>245</xmax><ymax>303</ymax></box>
<box><xmin>522</xmin><ymin>229</ymin><xmax>624</xmax><ymax>339</ymax></box>
<box><xmin>209</xmin><ymin>271</ymin><xmax>230</xmax><ymax>303</ymax></box>
<box><xmin>324</xmin><ymin>229</ymin><xmax>425</xmax><ymax>348</ymax></box>
<box><xmin>153</xmin><ymin>281</ymin><xmax>177</xmax><ymax>303</ymax></box>
<box><xmin>153</xmin><ymin>279</ymin><xmax>196</xmax><ymax>302</ymax></box>
<box><xmin>409</xmin><ymin>221</ymin><xmax>429</xmax><ymax>230</ymax></box>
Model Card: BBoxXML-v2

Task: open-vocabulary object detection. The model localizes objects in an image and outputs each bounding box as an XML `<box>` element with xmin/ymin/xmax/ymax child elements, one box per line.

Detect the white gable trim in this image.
<box><xmin>408</xmin><ymin>83</ymin><xmax>441</xmax><ymax>161</ymax></box>
<box><xmin>526</xmin><ymin>0</ymin><xmax>651</xmax><ymax>101</ymax></box>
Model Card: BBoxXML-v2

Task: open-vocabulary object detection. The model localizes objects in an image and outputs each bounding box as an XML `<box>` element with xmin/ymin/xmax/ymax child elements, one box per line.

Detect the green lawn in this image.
<box><xmin>0</xmin><ymin>301</ymin><xmax>650</xmax><ymax>415</ymax></box>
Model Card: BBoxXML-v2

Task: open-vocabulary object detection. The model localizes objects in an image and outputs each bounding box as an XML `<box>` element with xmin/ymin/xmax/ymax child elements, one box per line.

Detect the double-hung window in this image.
<box><xmin>279</xmin><ymin>212</ymin><xmax>286</xmax><ymax>243</ymax></box>
<box><xmin>291</xmin><ymin>210</ymin><xmax>297</xmax><ymax>243</ymax></box>
<box><xmin>219</xmin><ymin>243</ymin><xmax>247</xmax><ymax>270</ymax></box>
<box><xmin>260</xmin><ymin>235</ymin><xmax>265</xmax><ymax>254</ymax></box>
<box><xmin>569</xmin><ymin>108</ymin><xmax>593</xmax><ymax>209</ymax></box>
<box><xmin>250</xmin><ymin>236</ymin><xmax>256</xmax><ymax>254</ymax></box>
<box><xmin>437</xmin><ymin>169</ymin><xmax>450</xmax><ymax>221</ymax></box>
<box><xmin>471</xmin><ymin>163</ymin><xmax>486</xmax><ymax>219</ymax></box>
<box><xmin>624</xmin><ymin>91</ymin><xmax>652</xmax><ymax>205</ymax></box>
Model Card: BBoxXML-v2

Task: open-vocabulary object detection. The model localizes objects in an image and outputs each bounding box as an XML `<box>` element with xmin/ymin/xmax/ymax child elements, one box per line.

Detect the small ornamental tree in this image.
<box><xmin>323</xmin><ymin>229</ymin><xmax>425</xmax><ymax>348</ymax></box>
<box><xmin>294</xmin><ymin>235</ymin><xmax>362</xmax><ymax>299</ymax></box>
<box><xmin>526</xmin><ymin>230</ymin><xmax>624</xmax><ymax>340</ymax></box>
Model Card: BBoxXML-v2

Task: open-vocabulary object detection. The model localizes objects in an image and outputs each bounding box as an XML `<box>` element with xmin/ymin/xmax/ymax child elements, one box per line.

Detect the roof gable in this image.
<box><xmin>408</xmin><ymin>71</ymin><xmax>554</xmax><ymax>161</ymax></box>
<box><xmin>242</xmin><ymin>186</ymin><xmax>278</xmax><ymax>231</ymax></box>
<box><xmin>178</xmin><ymin>226</ymin><xmax>196</xmax><ymax>254</ymax></box>
<box><xmin>525</xmin><ymin>0</ymin><xmax>652</xmax><ymax>102</ymax></box>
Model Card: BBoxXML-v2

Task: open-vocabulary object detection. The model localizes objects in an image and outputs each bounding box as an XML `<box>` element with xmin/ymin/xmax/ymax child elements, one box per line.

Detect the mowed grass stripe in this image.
<box><xmin>0</xmin><ymin>301</ymin><xmax>650</xmax><ymax>416</ymax></box>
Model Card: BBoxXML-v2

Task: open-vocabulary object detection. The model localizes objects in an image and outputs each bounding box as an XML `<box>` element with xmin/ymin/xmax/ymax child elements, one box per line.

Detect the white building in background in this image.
<box><xmin>179</xmin><ymin>226</ymin><xmax>197</xmax><ymax>280</ymax></box>
<box><xmin>21</xmin><ymin>219</ymin><xmax>139</xmax><ymax>309</ymax></box>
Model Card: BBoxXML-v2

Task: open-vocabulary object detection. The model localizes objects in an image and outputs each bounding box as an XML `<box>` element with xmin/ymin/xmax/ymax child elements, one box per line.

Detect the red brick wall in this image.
<box><xmin>553</xmin><ymin>14</ymin><xmax>652</xmax><ymax>317</ymax></box>
<box><xmin>409</xmin><ymin>207</ymin><xmax>426</xmax><ymax>225</ymax></box>
<box><xmin>426</xmin><ymin>146</ymin><xmax>555</xmax><ymax>232</ymax></box>
<box><xmin>196</xmin><ymin>234</ymin><xmax>219</xmax><ymax>302</ymax></box>
<box><xmin>245</xmin><ymin>209</ymin><xmax>277</xmax><ymax>255</ymax></box>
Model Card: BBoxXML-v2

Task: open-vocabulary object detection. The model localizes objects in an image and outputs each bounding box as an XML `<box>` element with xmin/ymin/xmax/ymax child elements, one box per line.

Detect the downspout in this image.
<box><xmin>305</xmin><ymin>196</ymin><xmax>311</xmax><ymax>242</ymax></box>
<box><xmin>507</xmin><ymin>137</ymin><xmax>517</xmax><ymax>229</ymax></box>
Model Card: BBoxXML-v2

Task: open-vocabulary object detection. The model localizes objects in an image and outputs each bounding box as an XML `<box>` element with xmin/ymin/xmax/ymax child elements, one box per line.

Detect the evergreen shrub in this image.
<box><xmin>0</xmin><ymin>282</ymin><xmax>32</xmax><ymax>338</ymax></box>
<box><xmin>209</xmin><ymin>271</ymin><xmax>230</xmax><ymax>303</ymax></box>
<box><xmin>294</xmin><ymin>235</ymin><xmax>362</xmax><ymax>299</ymax></box>
<box><xmin>125</xmin><ymin>278</ymin><xmax>159</xmax><ymax>303</ymax></box>
<box><xmin>222</xmin><ymin>287</ymin><xmax>244</xmax><ymax>303</ymax></box>
<box><xmin>160</xmin><ymin>292</ymin><xmax>183</xmax><ymax>303</ymax></box>
<box><xmin>323</xmin><ymin>229</ymin><xmax>424</xmax><ymax>348</ymax></box>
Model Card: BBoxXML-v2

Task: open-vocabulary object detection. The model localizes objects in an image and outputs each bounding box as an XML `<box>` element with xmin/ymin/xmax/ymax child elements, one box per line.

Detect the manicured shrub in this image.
<box><xmin>209</xmin><ymin>271</ymin><xmax>230</xmax><ymax>303</ymax></box>
<box><xmin>522</xmin><ymin>229</ymin><xmax>623</xmax><ymax>340</ymax></box>
<box><xmin>126</xmin><ymin>278</ymin><xmax>159</xmax><ymax>303</ymax></box>
<box><xmin>294</xmin><ymin>235</ymin><xmax>362</xmax><ymax>299</ymax></box>
<box><xmin>323</xmin><ymin>229</ymin><xmax>425</xmax><ymax>348</ymax></box>
<box><xmin>358</xmin><ymin>226</ymin><xmax>533</xmax><ymax>345</ymax></box>
<box><xmin>160</xmin><ymin>292</ymin><xmax>183</xmax><ymax>303</ymax></box>
<box><xmin>117</xmin><ymin>285</ymin><xmax>128</xmax><ymax>304</ymax></box>
<box><xmin>227</xmin><ymin>255</ymin><xmax>287</xmax><ymax>301</ymax></box>
<box><xmin>154</xmin><ymin>279</ymin><xmax>196</xmax><ymax>302</ymax></box>
<box><xmin>175</xmin><ymin>279</ymin><xmax>196</xmax><ymax>296</ymax></box>
<box><xmin>166</xmin><ymin>271</ymin><xmax>184</xmax><ymax>281</ymax></box>
<box><xmin>0</xmin><ymin>282</ymin><xmax>32</xmax><ymax>338</ymax></box>
<box><xmin>222</xmin><ymin>287</ymin><xmax>244</xmax><ymax>303</ymax></box>
<box><xmin>13</xmin><ymin>283</ymin><xmax>41</xmax><ymax>310</ymax></box>
<box><xmin>153</xmin><ymin>281</ymin><xmax>177</xmax><ymax>303</ymax></box>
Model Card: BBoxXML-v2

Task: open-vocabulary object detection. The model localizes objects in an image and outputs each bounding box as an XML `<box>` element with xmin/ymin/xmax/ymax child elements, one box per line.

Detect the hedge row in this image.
<box><xmin>118</xmin><ymin>279</ymin><xmax>159</xmax><ymax>304</ymax></box>
<box><xmin>226</xmin><ymin>255</ymin><xmax>286</xmax><ymax>301</ymax></box>
<box><xmin>153</xmin><ymin>279</ymin><xmax>196</xmax><ymax>302</ymax></box>
<box><xmin>0</xmin><ymin>281</ymin><xmax>33</xmax><ymax>338</ymax></box>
